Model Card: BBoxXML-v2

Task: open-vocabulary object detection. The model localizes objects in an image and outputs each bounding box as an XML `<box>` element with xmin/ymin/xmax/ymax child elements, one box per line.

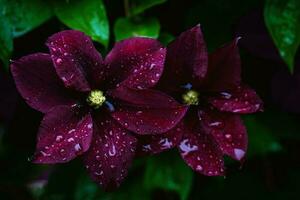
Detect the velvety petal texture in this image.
<box><xmin>47</xmin><ymin>30</ymin><xmax>104</xmax><ymax>91</ymax></box>
<box><xmin>83</xmin><ymin>114</ymin><xmax>137</xmax><ymax>190</ymax></box>
<box><xmin>109</xmin><ymin>87</ymin><xmax>188</xmax><ymax>134</ymax></box>
<box><xmin>104</xmin><ymin>38</ymin><xmax>166</xmax><ymax>89</ymax></box>
<box><xmin>33</xmin><ymin>106</ymin><xmax>93</xmax><ymax>163</ymax></box>
<box><xmin>204</xmin><ymin>38</ymin><xmax>242</xmax><ymax>91</ymax></box>
<box><xmin>178</xmin><ymin>120</ymin><xmax>225</xmax><ymax>176</ymax></box>
<box><xmin>199</xmin><ymin>110</ymin><xmax>247</xmax><ymax>160</ymax></box>
<box><xmin>159</xmin><ymin>25</ymin><xmax>208</xmax><ymax>91</ymax></box>
<box><xmin>11</xmin><ymin>53</ymin><xmax>75</xmax><ymax>113</ymax></box>
<box><xmin>207</xmin><ymin>85</ymin><xmax>263</xmax><ymax>113</ymax></box>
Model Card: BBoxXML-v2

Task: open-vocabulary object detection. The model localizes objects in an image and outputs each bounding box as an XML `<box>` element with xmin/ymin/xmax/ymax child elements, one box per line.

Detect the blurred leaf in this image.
<box><xmin>0</xmin><ymin>0</ymin><xmax>53</xmax><ymax>37</ymax></box>
<box><xmin>114</xmin><ymin>17</ymin><xmax>160</xmax><ymax>41</ymax></box>
<box><xmin>75</xmin><ymin>170</ymin><xmax>150</xmax><ymax>200</ymax></box>
<box><xmin>254</xmin><ymin>111</ymin><xmax>300</xmax><ymax>140</ymax></box>
<box><xmin>54</xmin><ymin>0</ymin><xmax>109</xmax><ymax>47</ymax></box>
<box><xmin>243</xmin><ymin>115</ymin><xmax>282</xmax><ymax>157</ymax></box>
<box><xmin>0</xmin><ymin>0</ymin><xmax>52</xmax><ymax>67</ymax></box>
<box><xmin>130</xmin><ymin>0</ymin><xmax>167</xmax><ymax>16</ymax></box>
<box><xmin>264</xmin><ymin>0</ymin><xmax>300</xmax><ymax>73</ymax></box>
<box><xmin>42</xmin><ymin>162</ymin><xmax>82</xmax><ymax>200</ymax></box>
<box><xmin>158</xmin><ymin>32</ymin><xmax>175</xmax><ymax>45</ymax></box>
<box><xmin>0</xmin><ymin>16</ymin><xmax>12</xmax><ymax>67</ymax></box>
<box><xmin>74</xmin><ymin>174</ymin><xmax>99</xmax><ymax>200</ymax></box>
<box><xmin>144</xmin><ymin>152</ymin><xmax>193</xmax><ymax>200</ymax></box>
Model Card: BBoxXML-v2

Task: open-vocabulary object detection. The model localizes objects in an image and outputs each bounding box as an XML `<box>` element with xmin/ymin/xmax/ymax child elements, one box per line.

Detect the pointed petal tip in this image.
<box><xmin>190</xmin><ymin>24</ymin><xmax>202</xmax><ymax>32</ymax></box>
<box><xmin>236</xmin><ymin>36</ymin><xmax>242</xmax><ymax>43</ymax></box>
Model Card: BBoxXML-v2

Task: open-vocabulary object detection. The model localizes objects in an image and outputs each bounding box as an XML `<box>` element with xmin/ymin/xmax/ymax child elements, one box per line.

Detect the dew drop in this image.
<box><xmin>108</xmin><ymin>145</ymin><xmax>116</xmax><ymax>156</ymax></box>
<box><xmin>67</xmin><ymin>137</ymin><xmax>75</xmax><ymax>142</ymax></box>
<box><xmin>74</xmin><ymin>143</ymin><xmax>82</xmax><ymax>152</ymax></box>
<box><xmin>196</xmin><ymin>165</ymin><xmax>203</xmax><ymax>171</ymax></box>
<box><xmin>234</xmin><ymin>148</ymin><xmax>245</xmax><ymax>160</ymax></box>
<box><xmin>179</xmin><ymin>139</ymin><xmax>198</xmax><ymax>156</ymax></box>
<box><xmin>220</xmin><ymin>92</ymin><xmax>232</xmax><ymax>99</ymax></box>
<box><xmin>55</xmin><ymin>135</ymin><xmax>63</xmax><ymax>142</ymax></box>
<box><xmin>56</xmin><ymin>58</ymin><xmax>62</xmax><ymax>64</ymax></box>
<box><xmin>208</xmin><ymin>121</ymin><xmax>223</xmax><ymax>127</ymax></box>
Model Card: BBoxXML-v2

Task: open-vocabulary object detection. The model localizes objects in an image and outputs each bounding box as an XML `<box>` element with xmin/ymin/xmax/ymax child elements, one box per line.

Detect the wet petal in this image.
<box><xmin>198</xmin><ymin>109</ymin><xmax>247</xmax><ymax>161</ymax></box>
<box><xmin>109</xmin><ymin>87</ymin><xmax>188</xmax><ymax>134</ymax></box>
<box><xmin>159</xmin><ymin>25</ymin><xmax>208</xmax><ymax>90</ymax></box>
<box><xmin>203</xmin><ymin>38</ymin><xmax>241</xmax><ymax>91</ymax></box>
<box><xmin>10</xmin><ymin>53</ymin><xmax>75</xmax><ymax>113</ymax></box>
<box><xmin>104</xmin><ymin>37</ymin><xmax>165</xmax><ymax>89</ymax></box>
<box><xmin>136</xmin><ymin>122</ymin><xmax>184</xmax><ymax>155</ymax></box>
<box><xmin>208</xmin><ymin>85</ymin><xmax>263</xmax><ymax>114</ymax></box>
<box><xmin>32</xmin><ymin>105</ymin><xmax>93</xmax><ymax>163</ymax></box>
<box><xmin>47</xmin><ymin>30</ymin><xmax>104</xmax><ymax>91</ymax></box>
<box><xmin>83</xmin><ymin>114</ymin><xmax>137</xmax><ymax>190</ymax></box>
<box><xmin>178</xmin><ymin>117</ymin><xmax>225</xmax><ymax>176</ymax></box>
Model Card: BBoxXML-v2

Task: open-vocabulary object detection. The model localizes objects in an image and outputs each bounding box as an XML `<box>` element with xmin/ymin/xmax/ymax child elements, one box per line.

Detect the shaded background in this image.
<box><xmin>0</xmin><ymin>0</ymin><xmax>299</xmax><ymax>199</ymax></box>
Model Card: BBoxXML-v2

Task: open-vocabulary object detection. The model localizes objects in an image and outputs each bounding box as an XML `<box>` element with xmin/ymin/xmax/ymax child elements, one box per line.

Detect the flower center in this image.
<box><xmin>182</xmin><ymin>90</ymin><xmax>199</xmax><ymax>105</ymax></box>
<box><xmin>86</xmin><ymin>90</ymin><xmax>106</xmax><ymax>109</ymax></box>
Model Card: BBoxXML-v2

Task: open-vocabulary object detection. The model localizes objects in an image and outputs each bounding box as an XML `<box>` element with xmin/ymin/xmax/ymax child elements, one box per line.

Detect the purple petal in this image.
<box><xmin>136</xmin><ymin>122</ymin><xmax>183</xmax><ymax>155</ymax></box>
<box><xmin>203</xmin><ymin>38</ymin><xmax>241</xmax><ymax>91</ymax></box>
<box><xmin>109</xmin><ymin>87</ymin><xmax>188</xmax><ymax>134</ymax></box>
<box><xmin>10</xmin><ymin>53</ymin><xmax>76</xmax><ymax>113</ymax></box>
<box><xmin>104</xmin><ymin>37</ymin><xmax>165</xmax><ymax>89</ymax></box>
<box><xmin>198</xmin><ymin>109</ymin><xmax>247</xmax><ymax>161</ymax></box>
<box><xmin>159</xmin><ymin>25</ymin><xmax>208</xmax><ymax>91</ymax></box>
<box><xmin>32</xmin><ymin>105</ymin><xmax>93</xmax><ymax>164</ymax></box>
<box><xmin>178</xmin><ymin>118</ymin><xmax>225</xmax><ymax>176</ymax></box>
<box><xmin>47</xmin><ymin>30</ymin><xmax>104</xmax><ymax>91</ymax></box>
<box><xmin>83</xmin><ymin>114</ymin><xmax>137</xmax><ymax>190</ymax></box>
<box><xmin>207</xmin><ymin>85</ymin><xmax>263</xmax><ymax>114</ymax></box>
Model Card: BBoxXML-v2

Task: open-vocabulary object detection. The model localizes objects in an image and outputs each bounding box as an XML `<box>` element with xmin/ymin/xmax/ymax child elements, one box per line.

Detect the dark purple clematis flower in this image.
<box><xmin>10</xmin><ymin>30</ymin><xmax>187</xmax><ymax>189</ymax></box>
<box><xmin>138</xmin><ymin>25</ymin><xmax>263</xmax><ymax>176</ymax></box>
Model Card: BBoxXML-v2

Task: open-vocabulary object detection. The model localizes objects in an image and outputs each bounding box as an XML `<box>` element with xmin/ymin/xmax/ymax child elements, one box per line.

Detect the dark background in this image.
<box><xmin>0</xmin><ymin>0</ymin><xmax>299</xmax><ymax>199</ymax></box>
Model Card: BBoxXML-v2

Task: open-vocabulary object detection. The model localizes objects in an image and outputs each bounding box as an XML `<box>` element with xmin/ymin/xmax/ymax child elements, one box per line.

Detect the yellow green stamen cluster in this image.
<box><xmin>182</xmin><ymin>90</ymin><xmax>199</xmax><ymax>105</ymax></box>
<box><xmin>87</xmin><ymin>90</ymin><xmax>106</xmax><ymax>109</ymax></box>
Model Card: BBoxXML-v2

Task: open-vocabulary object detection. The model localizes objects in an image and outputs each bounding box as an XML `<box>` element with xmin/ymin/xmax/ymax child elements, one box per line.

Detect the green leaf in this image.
<box><xmin>0</xmin><ymin>0</ymin><xmax>53</xmax><ymax>37</ymax></box>
<box><xmin>158</xmin><ymin>32</ymin><xmax>175</xmax><ymax>45</ymax></box>
<box><xmin>75</xmin><ymin>171</ymin><xmax>151</xmax><ymax>200</ymax></box>
<box><xmin>243</xmin><ymin>115</ymin><xmax>282</xmax><ymax>157</ymax></box>
<box><xmin>74</xmin><ymin>174</ymin><xmax>99</xmax><ymax>200</ymax></box>
<box><xmin>114</xmin><ymin>17</ymin><xmax>160</xmax><ymax>41</ymax></box>
<box><xmin>144</xmin><ymin>152</ymin><xmax>193</xmax><ymax>200</ymax></box>
<box><xmin>54</xmin><ymin>0</ymin><xmax>109</xmax><ymax>47</ymax></box>
<box><xmin>130</xmin><ymin>0</ymin><xmax>167</xmax><ymax>16</ymax></box>
<box><xmin>0</xmin><ymin>16</ymin><xmax>13</xmax><ymax>68</ymax></box>
<box><xmin>264</xmin><ymin>0</ymin><xmax>300</xmax><ymax>73</ymax></box>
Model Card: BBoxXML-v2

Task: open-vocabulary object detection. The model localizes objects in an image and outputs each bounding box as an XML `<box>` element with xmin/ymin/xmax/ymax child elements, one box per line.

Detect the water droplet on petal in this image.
<box><xmin>220</xmin><ymin>92</ymin><xmax>232</xmax><ymax>99</ymax></box>
<box><xmin>55</xmin><ymin>135</ymin><xmax>63</xmax><ymax>142</ymax></box>
<box><xmin>74</xmin><ymin>143</ymin><xmax>82</xmax><ymax>152</ymax></box>
<box><xmin>67</xmin><ymin>137</ymin><xmax>75</xmax><ymax>142</ymax></box>
<box><xmin>108</xmin><ymin>145</ymin><xmax>116</xmax><ymax>156</ymax></box>
<box><xmin>196</xmin><ymin>165</ymin><xmax>203</xmax><ymax>171</ymax></box>
<box><xmin>208</xmin><ymin>121</ymin><xmax>223</xmax><ymax>128</ymax></box>
<box><xmin>225</xmin><ymin>134</ymin><xmax>232</xmax><ymax>139</ymax></box>
<box><xmin>179</xmin><ymin>139</ymin><xmax>198</xmax><ymax>156</ymax></box>
<box><xmin>56</xmin><ymin>58</ymin><xmax>62</xmax><ymax>64</ymax></box>
<box><xmin>234</xmin><ymin>148</ymin><xmax>245</xmax><ymax>160</ymax></box>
